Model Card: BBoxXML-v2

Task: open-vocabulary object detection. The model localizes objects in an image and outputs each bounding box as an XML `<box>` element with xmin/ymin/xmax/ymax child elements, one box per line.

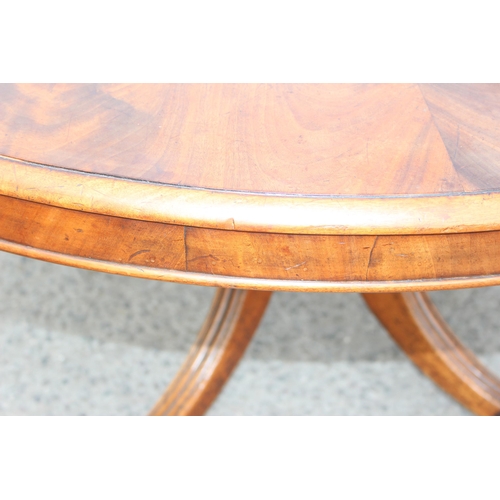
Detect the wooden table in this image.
<box><xmin>1</xmin><ymin>84</ymin><xmax>500</xmax><ymax>416</ymax></box>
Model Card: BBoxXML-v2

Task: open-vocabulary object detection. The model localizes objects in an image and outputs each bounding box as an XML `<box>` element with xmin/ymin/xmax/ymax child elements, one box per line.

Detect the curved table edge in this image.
<box><xmin>3</xmin><ymin>238</ymin><xmax>500</xmax><ymax>293</ymax></box>
<box><xmin>2</xmin><ymin>155</ymin><xmax>500</xmax><ymax>236</ymax></box>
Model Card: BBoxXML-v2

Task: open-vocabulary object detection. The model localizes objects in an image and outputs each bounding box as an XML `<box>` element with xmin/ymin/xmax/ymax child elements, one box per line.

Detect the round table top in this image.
<box><xmin>1</xmin><ymin>83</ymin><xmax>500</xmax><ymax>235</ymax></box>
<box><xmin>1</xmin><ymin>83</ymin><xmax>500</xmax><ymax>292</ymax></box>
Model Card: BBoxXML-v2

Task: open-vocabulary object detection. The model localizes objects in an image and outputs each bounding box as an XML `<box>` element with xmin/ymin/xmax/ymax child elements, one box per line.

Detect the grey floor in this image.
<box><xmin>1</xmin><ymin>250</ymin><xmax>500</xmax><ymax>415</ymax></box>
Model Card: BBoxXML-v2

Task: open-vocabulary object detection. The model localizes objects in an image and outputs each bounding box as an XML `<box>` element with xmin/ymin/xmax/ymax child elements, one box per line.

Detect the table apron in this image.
<box><xmin>1</xmin><ymin>194</ymin><xmax>500</xmax><ymax>292</ymax></box>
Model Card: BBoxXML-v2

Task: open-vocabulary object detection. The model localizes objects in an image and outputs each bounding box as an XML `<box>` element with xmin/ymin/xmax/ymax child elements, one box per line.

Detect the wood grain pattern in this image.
<box><xmin>6</xmin><ymin>236</ymin><xmax>500</xmax><ymax>293</ymax></box>
<box><xmin>419</xmin><ymin>84</ymin><xmax>500</xmax><ymax>190</ymax></box>
<box><xmin>3</xmin><ymin>84</ymin><xmax>500</xmax><ymax>416</ymax></box>
<box><xmin>185</xmin><ymin>227</ymin><xmax>500</xmax><ymax>282</ymax></box>
<box><xmin>363</xmin><ymin>292</ymin><xmax>500</xmax><ymax>415</ymax></box>
<box><xmin>0</xmin><ymin>194</ymin><xmax>186</xmax><ymax>270</ymax></box>
<box><xmin>4</xmin><ymin>193</ymin><xmax>500</xmax><ymax>291</ymax></box>
<box><xmin>4</xmin><ymin>157</ymin><xmax>500</xmax><ymax>236</ymax></box>
<box><xmin>0</xmin><ymin>83</ymin><xmax>498</xmax><ymax>196</ymax></box>
<box><xmin>3</xmin><ymin>84</ymin><xmax>500</xmax><ymax>241</ymax></box>
<box><xmin>149</xmin><ymin>288</ymin><xmax>271</xmax><ymax>416</ymax></box>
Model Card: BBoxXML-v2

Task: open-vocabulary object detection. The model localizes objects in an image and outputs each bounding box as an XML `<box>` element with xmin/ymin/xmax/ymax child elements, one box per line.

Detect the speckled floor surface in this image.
<box><xmin>1</xmin><ymin>250</ymin><xmax>500</xmax><ymax>415</ymax></box>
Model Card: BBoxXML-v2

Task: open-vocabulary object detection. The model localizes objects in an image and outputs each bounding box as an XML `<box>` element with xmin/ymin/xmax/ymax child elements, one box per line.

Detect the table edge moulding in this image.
<box><xmin>1</xmin><ymin>83</ymin><xmax>500</xmax><ymax>415</ymax></box>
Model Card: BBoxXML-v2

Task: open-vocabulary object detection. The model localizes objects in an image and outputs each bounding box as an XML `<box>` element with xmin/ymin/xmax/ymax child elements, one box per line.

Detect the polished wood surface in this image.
<box><xmin>4</xmin><ymin>157</ymin><xmax>500</xmax><ymax>236</ymax></box>
<box><xmin>2</xmin><ymin>84</ymin><xmax>500</xmax><ymax>238</ymax></box>
<box><xmin>1</xmin><ymin>84</ymin><xmax>498</xmax><ymax>196</ymax></box>
<box><xmin>150</xmin><ymin>289</ymin><xmax>271</xmax><ymax>416</ymax></box>
<box><xmin>4</xmin><ymin>193</ymin><xmax>500</xmax><ymax>292</ymax></box>
<box><xmin>363</xmin><ymin>292</ymin><xmax>500</xmax><ymax>416</ymax></box>
<box><xmin>2</xmin><ymin>84</ymin><xmax>500</xmax><ymax>415</ymax></box>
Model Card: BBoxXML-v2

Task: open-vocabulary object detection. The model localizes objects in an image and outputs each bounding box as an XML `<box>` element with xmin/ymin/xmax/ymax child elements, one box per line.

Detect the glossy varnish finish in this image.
<box><xmin>3</xmin><ymin>193</ymin><xmax>500</xmax><ymax>292</ymax></box>
<box><xmin>2</xmin><ymin>84</ymin><xmax>500</xmax><ymax>416</ymax></box>
<box><xmin>1</xmin><ymin>84</ymin><xmax>499</xmax><ymax>196</ymax></box>
<box><xmin>4</xmin><ymin>157</ymin><xmax>500</xmax><ymax>236</ymax></box>
<box><xmin>2</xmin><ymin>85</ymin><xmax>500</xmax><ymax>239</ymax></box>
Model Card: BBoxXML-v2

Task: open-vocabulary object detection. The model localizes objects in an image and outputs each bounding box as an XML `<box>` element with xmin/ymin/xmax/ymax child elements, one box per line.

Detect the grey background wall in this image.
<box><xmin>1</xmin><ymin>250</ymin><xmax>500</xmax><ymax>415</ymax></box>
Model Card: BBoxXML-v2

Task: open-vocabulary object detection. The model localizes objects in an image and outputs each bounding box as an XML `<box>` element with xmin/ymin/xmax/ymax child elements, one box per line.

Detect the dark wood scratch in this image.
<box><xmin>183</xmin><ymin>226</ymin><xmax>188</xmax><ymax>271</ymax></box>
<box><xmin>128</xmin><ymin>249</ymin><xmax>150</xmax><ymax>261</ymax></box>
<box><xmin>366</xmin><ymin>236</ymin><xmax>379</xmax><ymax>280</ymax></box>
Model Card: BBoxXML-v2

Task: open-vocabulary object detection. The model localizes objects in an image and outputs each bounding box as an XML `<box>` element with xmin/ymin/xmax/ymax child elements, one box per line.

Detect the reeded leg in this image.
<box><xmin>363</xmin><ymin>292</ymin><xmax>500</xmax><ymax>415</ymax></box>
<box><xmin>149</xmin><ymin>288</ymin><xmax>272</xmax><ymax>416</ymax></box>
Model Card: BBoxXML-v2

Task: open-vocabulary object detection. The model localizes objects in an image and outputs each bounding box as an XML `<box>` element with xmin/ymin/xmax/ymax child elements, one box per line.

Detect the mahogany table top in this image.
<box><xmin>1</xmin><ymin>84</ymin><xmax>500</xmax><ymax>292</ymax></box>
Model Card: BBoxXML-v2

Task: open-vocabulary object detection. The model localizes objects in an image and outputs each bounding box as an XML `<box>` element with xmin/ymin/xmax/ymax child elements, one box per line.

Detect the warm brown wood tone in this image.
<box><xmin>419</xmin><ymin>84</ymin><xmax>500</xmax><ymax>191</ymax></box>
<box><xmin>0</xmin><ymin>194</ymin><xmax>186</xmax><ymax>271</ymax></box>
<box><xmin>185</xmin><ymin>227</ymin><xmax>500</xmax><ymax>283</ymax></box>
<box><xmin>2</xmin><ymin>84</ymin><xmax>500</xmax><ymax>415</ymax></box>
<box><xmin>149</xmin><ymin>288</ymin><xmax>271</xmax><ymax>416</ymax></box>
<box><xmin>4</xmin><ymin>193</ymin><xmax>500</xmax><ymax>292</ymax></box>
<box><xmin>3</xmin><ymin>85</ymin><xmax>500</xmax><ymax>237</ymax></box>
<box><xmin>1</xmin><ymin>84</ymin><xmax>499</xmax><ymax>196</ymax></box>
<box><xmin>4</xmin><ymin>157</ymin><xmax>500</xmax><ymax>237</ymax></box>
<box><xmin>363</xmin><ymin>292</ymin><xmax>500</xmax><ymax>415</ymax></box>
